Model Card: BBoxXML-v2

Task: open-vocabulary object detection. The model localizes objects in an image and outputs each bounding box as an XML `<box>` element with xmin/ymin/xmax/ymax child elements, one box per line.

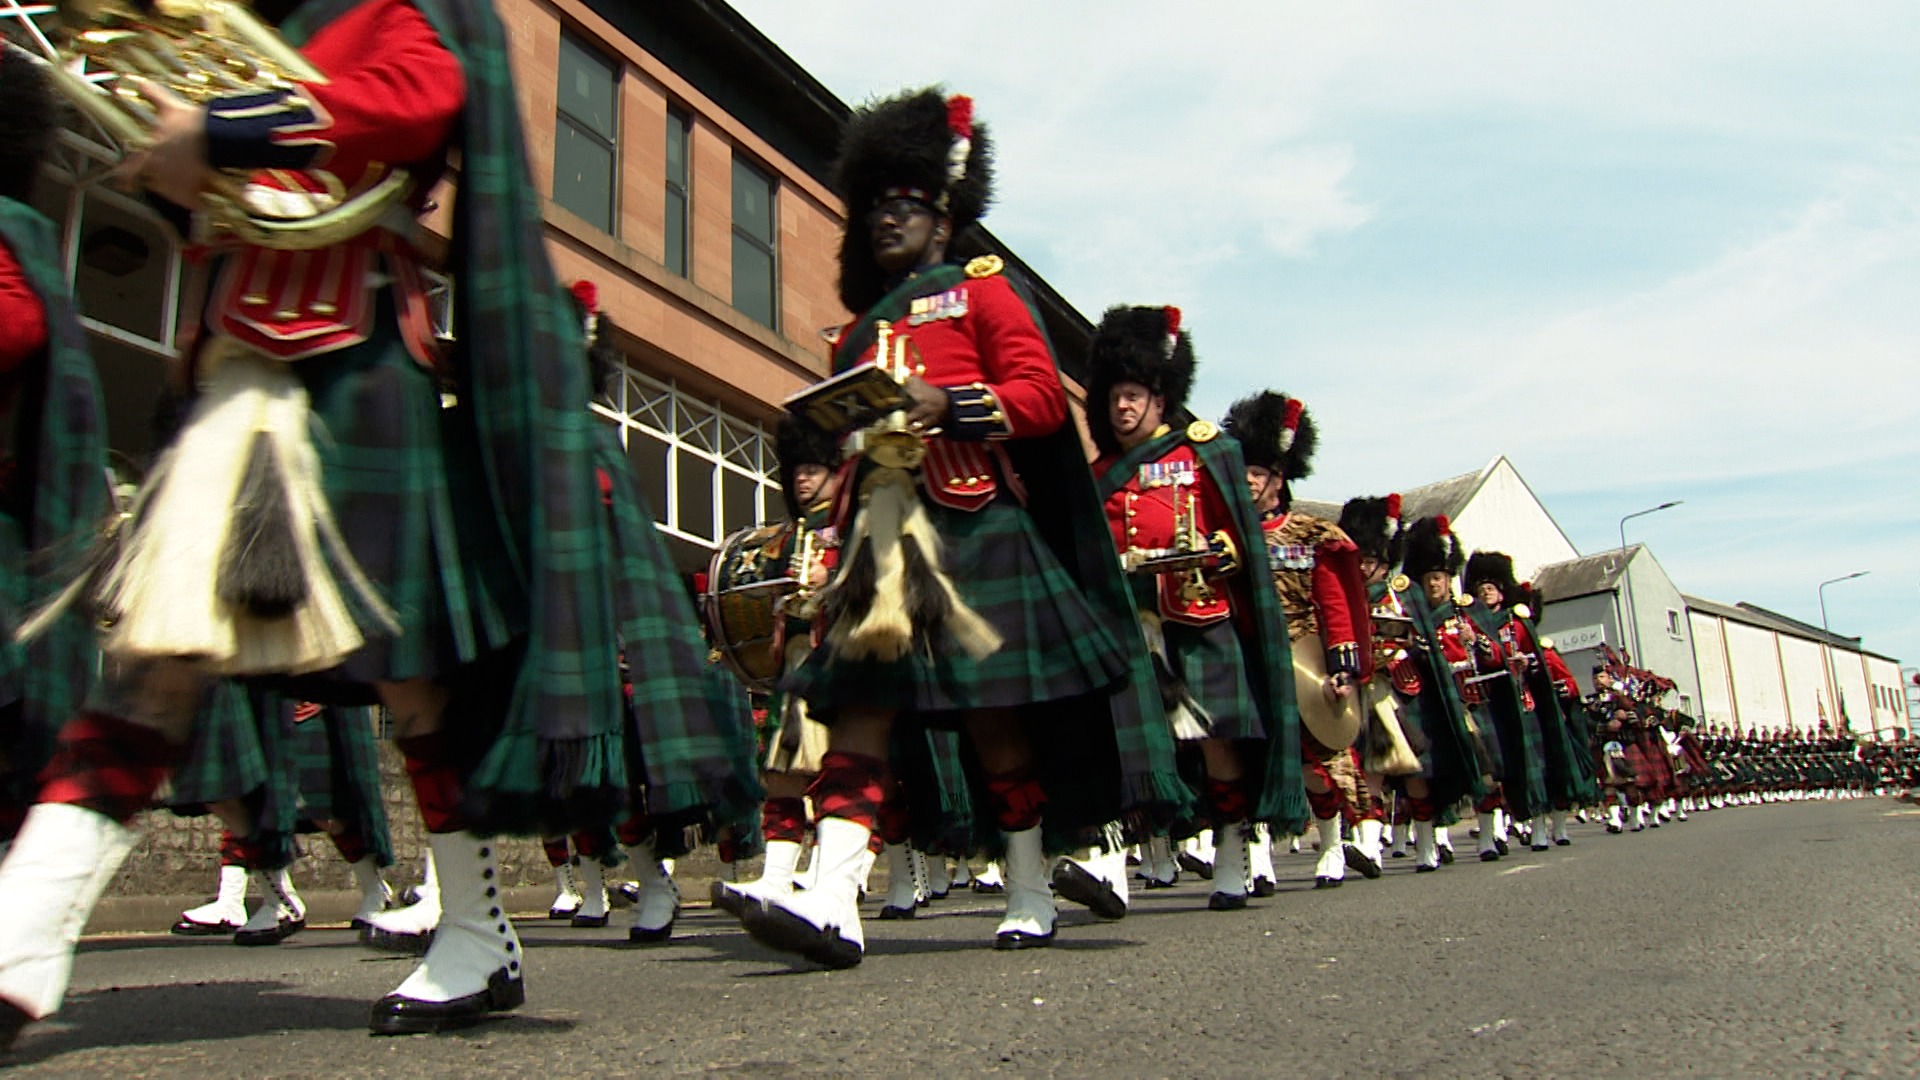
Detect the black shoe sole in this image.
<box><xmin>359</xmin><ymin>924</ymin><xmax>434</xmax><ymax>956</ymax></box>
<box><xmin>171</xmin><ymin>920</ymin><xmax>241</xmax><ymax>937</ymax></box>
<box><xmin>1415</xmin><ymin>865</ymin><xmax>1439</xmax><ymax>873</ymax></box>
<box><xmin>569</xmin><ymin>914</ymin><xmax>609</xmax><ymax>928</ymax></box>
<box><xmin>1051</xmin><ymin>862</ymin><xmax>1127</xmax><ymax>921</ymax></box>
<box><xmin>1250</xmin><ymin>879</ymin><xmax>1276</xmax><ymax>898</ymax></box>
<box><xmin>741</xmin><ymin>904</ymin><xmax>862</xmax><ymax>969</ymax></box>
<box><xmin>1175</xmin><ymin>854</ymin><xmax>1215</xmax><ymax>881</ymax></box>
<box><xmin>1343</xmin><ymin>847</ymin><xmax>1382</xmax><ymax>880</ymax></box>
<box><xmin>969</xmin><ymin>883</ymin><xmax>1004</xmax><ymax>895</ymax></box>
<box><xmin>1493</xmin><ymin>840</ymin><xmax>1510</xmax><ymax>856</ymax></box>
<box><xmin>1314</xmin><ymin>877</ymin><xmax>1344</xmax><ymax>889</ymax></box>
<box><xmin>877</xmin><ymin>905</ymin><xmax>917</xmax><ymax>921</ymax></box>
<box><xmin>1554</xmin><ymin>839</ymin><xmax>1571</xmax><ymax>847</ymax></box>
<box><xmin>234</xmin><ymin>918</ymin><xmax>304</xmax><ymax>947</ymax></box>
<box><xmin>368</xmin><ymin>968</ymin><xmax>524</xmax><ymax>1035</ymax></box>
<box><xmin>1479</xmin><ymin>851</ymin><xmax>1501</xmax><ymax>862</ymax></box>
<box><xmin>1208</xmin><ymin>891</ymin><xmax>1250</xmax><ymax>910</ymax></box>
<box><xmin>994</xmin><ymin>929</ymin><xmax>1055</xmax><ymax>950</ymax></box>
<box><xmin>1140</xmin><ymin>877</ymin><xmax>1178</xmax><ymax>889</ymax></box>
<box><xmin>1438</xmin><ymin>850</ymin><xmax>1455</xmax><ymax>865</ymax></box>
<box><xmin>628</xmin><ymin>917</ymin><xmax>676</xmax><ymax>945</ymax></box>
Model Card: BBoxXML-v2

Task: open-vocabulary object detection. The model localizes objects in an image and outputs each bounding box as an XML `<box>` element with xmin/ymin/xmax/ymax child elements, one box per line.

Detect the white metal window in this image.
<box><xmin>1666</xmin><ymin>608</ymin><xmax>1683</xmax><ymax>638</ymax></box>
<box><xmin>592</xmin><ymin>365</ymin><xmax>781</xmax><ymax>550</ymax></box>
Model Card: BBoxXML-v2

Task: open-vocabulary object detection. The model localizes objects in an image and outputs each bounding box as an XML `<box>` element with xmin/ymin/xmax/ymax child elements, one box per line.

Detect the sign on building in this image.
<box><xmin>1550</xmin><ymin>624</ymin><xmax>1607</xmax><ymax>652</ymax></box>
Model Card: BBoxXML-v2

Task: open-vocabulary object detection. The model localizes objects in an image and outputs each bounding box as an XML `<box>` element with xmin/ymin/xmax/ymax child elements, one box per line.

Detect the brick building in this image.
<box><xmin>5</xmin><ymin>0</ymin><xmax>1092</xmax><ymax>900</ymax></box>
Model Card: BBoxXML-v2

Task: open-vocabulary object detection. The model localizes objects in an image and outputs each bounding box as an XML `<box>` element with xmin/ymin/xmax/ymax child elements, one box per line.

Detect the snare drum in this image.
<box><xmin>701</xmin><ymin>523</ymin><xmax>800</xmax><ymax>693</ymax></box>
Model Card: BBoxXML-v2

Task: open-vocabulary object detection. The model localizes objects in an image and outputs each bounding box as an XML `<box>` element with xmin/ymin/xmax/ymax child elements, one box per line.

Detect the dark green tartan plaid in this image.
<box><xmin>1158</xmin><ymin>617</ymin><xmax>1263</xmax><ymax>742</ymax></box>
<box><xmin>1466</xmin><ymin>605</ymin><xmax>1550</xmax><ymax>820</ymax></box>
<box><xmin>167</xmin><ymin>681</ymin><xmax>270</xmax><ymax>813</ymax></box>
<box><xmin>1389</xmin><ymin>590</ymin><xmax>1491</xmax><ymax>813</ymax></box>
<box><xmin>821</xmin><ymin>265</ymin><xmax>1194</xmax><ymax>842</ymax></box>
<box><xmin>283</xmin><ymin>2</ymin><xmax>629</xmax><ymax>834</ymax></box>
<box><xmin>310</xmin><ymin>702</ymin><xmax>394</xmax><ymax>866</ymax></box>
<box><xmin>599</xmin><ymin>438</ymin><xmax>761</xmax><ymax>836</ymax></box>
<box><xmin>1096</xmin><ymin>427</ymin><xmax>1307</xmax><ymax>833</ymax></box>
<box><xmin>0</xmin><ymin>200</ymin><xmax>109</xmax><ymax>805</ymax></box>
<box><xmin>789</xmin><ymin>493</ymin><xmax>1128</xmax><ymax>715</ymax></box>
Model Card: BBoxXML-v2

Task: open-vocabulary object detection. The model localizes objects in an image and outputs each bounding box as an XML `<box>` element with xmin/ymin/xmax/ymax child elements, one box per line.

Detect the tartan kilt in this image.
<box><xmin>600</xmin><ymin>440</ymin><xmax>762</xmax><ymax>842</ymax></box>
<box><xmin>297</xmin><ymin>704</ymin><xmax>395</xmax><ymax>867</ymax></box>
<box><xmin>786</xmin><ymin>492</ymin><xmax>1129</xmax><ymax>719</ymax></box>
<box><xmin>166</xmin><ymin>681</ymin><xmax>271</xmax><ymax>815</ymax></box>
<box><xmin>1160</xmin><ymin>616</ymin><xmax>1263</xmax><ymax>742</ymax></box>
<box><xmin>763</xmin><ymin>636</ymin><xmax>830</xmax><ymax>775</ymax></box>
<box><xmin>1622</xmin><ymin>735</ymin><xmax>1678</xmax><ymax>799</ymax></box>
<box><xmin>293</xmin><ymin>316</ymin><xmax>515</xmax><ymax>692</ymax></box>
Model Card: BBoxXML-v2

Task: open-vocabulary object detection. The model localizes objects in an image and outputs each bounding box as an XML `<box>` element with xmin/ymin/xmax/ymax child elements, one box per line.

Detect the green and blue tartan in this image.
<box><xmin>1386</xmin><ymin>586</ymin><xmax>1491</xmax><ymax>813</ymax></box>
<box><xmin>791</xmin><ymin>264</ymin><xmax>1192</xmax><ymax>848</ymax></box>
<box><xmin>1466</xmin><ymin>604</ymin><xmax>1550</xmax><ymax>821</ymax></box>
<box><xmin>1095</xmin><ymin>426</ymin><xmax>1308</xmax><ymax>833</ymax></box>
<box><xmin>597</xmin><ymin>437</ymin><xmax>762</xmax><ymax>847</ymax></box>
<box><xmin>169</xmin><ymin>686</ymin><xmax>394</xmax><ymax>868</ymax></box>
<box><xmin>282</xmin><ymin>1</ymin><xmax>631</xmax><ymax>834</ymax></box>
<box><xmin>0</xmin><ymin>200</ymin><xmax>110</xmax><ymax>812</ymax></box>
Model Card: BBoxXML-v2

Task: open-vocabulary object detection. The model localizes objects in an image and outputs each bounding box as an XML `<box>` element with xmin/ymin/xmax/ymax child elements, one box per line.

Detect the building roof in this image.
<box><xmin>1532</xmin><ymin>545</ymin><xmax>1642</xmax><ymax>602</ymax></box>
<box><xmin>1291</xmin><ymin>463</ymin><xmax>1489</xmax><ymax>531</ymax></box>
<box><xmin>1683</xmin><ymin>594</ymin><xmax>1896</xmax><ymax>661</ymax></box>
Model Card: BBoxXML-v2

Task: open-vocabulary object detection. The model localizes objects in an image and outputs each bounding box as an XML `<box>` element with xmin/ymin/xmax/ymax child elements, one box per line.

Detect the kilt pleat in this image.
<box><xmin>166</xmin><ymin>681</ymin><xmax>271</xmax><ymax>813</ymax></box>
<box><xmin>787</xmin><ymin>494</ymin><xmax>1129</xmax><ymax>719</ymax></box>
<box><xmin>1160</xmin><ymin>617</ymin><xmax>1263</xmax><ymax>742</ymax></box>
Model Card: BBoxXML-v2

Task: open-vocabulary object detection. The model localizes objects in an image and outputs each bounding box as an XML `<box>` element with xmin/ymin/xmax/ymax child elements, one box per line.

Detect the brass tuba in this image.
<box><xmin>15</xmin><ymin>0</ymin><xmax>412</xmax><ymax>250</ymax></box>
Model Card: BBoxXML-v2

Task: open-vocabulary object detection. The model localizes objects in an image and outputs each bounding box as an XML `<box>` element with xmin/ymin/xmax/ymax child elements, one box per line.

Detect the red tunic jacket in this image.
<box><xmin>196</xmin><ymin>0</ymin><xmax>464</xmax><ymax>364</ymax></box>
<box><xmin>1094</xmin><ymin>436</ymin><xmax>1239</xmax><ymax>626</ymax></box>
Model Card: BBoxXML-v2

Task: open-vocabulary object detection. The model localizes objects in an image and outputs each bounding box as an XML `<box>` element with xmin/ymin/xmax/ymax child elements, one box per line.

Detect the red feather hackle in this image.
<box><xmin>946</xmin><ymin>95</ymin><xmax>974</xmax><ymax>138</ymax></box>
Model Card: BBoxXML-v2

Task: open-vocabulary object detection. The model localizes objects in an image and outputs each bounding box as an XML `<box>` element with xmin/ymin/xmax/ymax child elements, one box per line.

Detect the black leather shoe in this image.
<box><xmin>1531</xmin><ymin>844</ymin><xmax>1551</xmax><ymax>853</ymax></box>
<box><xmin>1493</xmin><ymin>838</ymin><xmax>1510</xmax><ymax>856</ymax></box>
<box><xmin>1415</xmin><ymin>864</ymin><xmax>1439</xmax><ymax>874</ymax></box>
<box><xmin>970</xmin><ymin>880</ymin><xmax>1004</xmax><ymax>895</ymax></box>
<box><xmin>1606</xmin><ymin>824</ymin><xmax>1624</xmax><ymax>834</ymax></box>
<box><xmin>368</xmin><ymin>967</ymin><xmax>525</xmax><ymax>1036</ymax></box>
<box><xmin>1344</xmin><ymin>846</ymin><xmax>1383</xmax><ymax>880</ymax></box>
<box><xmin>1208</xmin><ymin>890</ymin><xmax>1250</xmax><ymax>910</ymax></box>
<box><xmin>994</xmin><ymin>927</ymin><xmax>1055</xmax><ymax>950</ymax></box>
<box><xmin>1250</xmin><ymin>876</ymin><xmax>1277</xmax><ymax>898</ymax></box>
<box><xmin>710</xmin><ymin>880</ymin><xmax>746</xmax><ymax>917</ymax></box>
<box><xmin>570</xmin><ymin>912</ymin><xmax>609</xmax><ymax>928</ymax></box>
<box><xmin>628</xmin><ymin>914</ymin><xmax>676</xmax><ymax>944</ymax></box>
<box><xmin>1555</xmin><ymin>837</ymin><xmax>1572</xmax><ymax>847</ymax></box>
<box><xmin>1438</xmin><ymin>847</ymin><xmax>1456</xmax><ymax>865</ymax></box>
<box><xmin>1175</xmin><ymin>852</ymin><xmax>1215</xmax><ymax>880</ymax></box>
<box><xmin>1051</xmin><ymin>861</ymin><xmax>1127</xmax><ymax>921</ymax></box>
<box><xmin>877</xmin><ymin>903</ymin><xmax>917</xmax><ymax>921</ymax></box>
<box><xmin>1479</xmin><ymin>850</ymin><xmax>1501</xmax><ymax>862</ymax></box>
<box><xmin>1141</xmin><ymin>874</ymin><xmax>1178</xmax><ymax>889</ymax></box>
<box><xmin>1313</xmin><ymin>876</ymin><xmax>1344</xmax><ymax>889</ymax></box>
<box><xmin>172</xmin><ymin>915</ymin><xmax>242</xmax><ymax>936</ymax></box>
<box><xmin>359</xmin><ymin>923</ymin><xmax>434</xmax><ymax>955</ymax></box>
<box><xmin>234</xmin><ymin>915</ymin><xmax>305</xmax><ymax>947</ymax></box>
<box><xmin>741</xmin><ymin>904</ymin><xmax>862</xmax><ymax>968</ymax></box>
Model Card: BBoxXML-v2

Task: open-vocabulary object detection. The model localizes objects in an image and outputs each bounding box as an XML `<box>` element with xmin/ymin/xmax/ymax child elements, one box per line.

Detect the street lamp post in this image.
<box><xmin>1818</xmin><ymin>570</ymin><xmax>1870</xmax><ymax>733</ymax></box>
<box><xmin>1617</xmin><ymin>500</ymin><xmax>1683</xmax><ymax>665</ymax></box>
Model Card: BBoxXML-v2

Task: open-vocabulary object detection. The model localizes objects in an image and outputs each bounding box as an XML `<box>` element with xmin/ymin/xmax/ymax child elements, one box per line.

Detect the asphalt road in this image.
<box><xmin>6</xmin><ymin>798</ymin><xmax>1918</xmax><ymax>1078</ymax></box>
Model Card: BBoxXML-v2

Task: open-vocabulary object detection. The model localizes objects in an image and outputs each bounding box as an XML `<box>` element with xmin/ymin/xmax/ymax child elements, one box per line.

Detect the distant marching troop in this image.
<box><xmin>0</xmin><ymin>2</ymin><xmax>1909</xmax><ymax>1056</ymax></box>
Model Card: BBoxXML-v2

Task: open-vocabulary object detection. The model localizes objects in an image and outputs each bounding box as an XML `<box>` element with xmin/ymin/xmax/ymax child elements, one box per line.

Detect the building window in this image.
<box><xmin>664</xmin><ymin>107</ymin><xmax>691</xmax><ymax>276</ymax></box>
<box><xmin>731</xmin><ymin>155</ymin><xmax>777</xmax><ymax>328</ymax></box>
<box><xmin>1666</xmin><ymin>609</ymin><xmax>1682</xmax><ymax>637</ymax></box>
<box><xmin>554</xmin><ymin>33</ymin><xmax>618</xmax><ymax>234</ymax></box>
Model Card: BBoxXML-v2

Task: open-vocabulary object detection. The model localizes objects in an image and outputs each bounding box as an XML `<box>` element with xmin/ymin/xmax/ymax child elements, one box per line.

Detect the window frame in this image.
<box><xmin>553</xmin><ymin>31</ymin><xmax>621</xmax><ymax>236</ymax></box>
<box><xmin>664</xmin><ymin>105</ymin><xmax>693</xmax><ymax>277</ymax></box>
<box><xmin>729</xmin><ymin>153</ymin><xmax>779</xmax><ymax>329</ymax></box>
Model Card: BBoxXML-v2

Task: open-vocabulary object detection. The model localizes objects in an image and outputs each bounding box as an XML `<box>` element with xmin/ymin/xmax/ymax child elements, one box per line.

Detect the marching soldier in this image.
<box><xmin>1081</xmin><ymin>307</ymin><xmax>1298</xmax><ymax>913</ymax></box>
<box><xmin>1224</xmin><ymin>392</ymin><xmax>1377</xmax><ymax>888</ymax></box>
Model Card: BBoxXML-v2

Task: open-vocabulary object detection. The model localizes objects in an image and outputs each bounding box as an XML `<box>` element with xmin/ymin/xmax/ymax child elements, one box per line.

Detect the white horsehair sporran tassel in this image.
<box><xmin>94</xmin><ymin>339</ymin><xmax>397</xmax><ymax>674</ymax></box>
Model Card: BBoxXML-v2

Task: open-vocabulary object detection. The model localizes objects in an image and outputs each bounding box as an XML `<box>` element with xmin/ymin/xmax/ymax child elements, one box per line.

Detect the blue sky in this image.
<box><xmin>731</xmin><ymin>0</ymin><xmax>1920</xmax><ymax>670</ymax></box>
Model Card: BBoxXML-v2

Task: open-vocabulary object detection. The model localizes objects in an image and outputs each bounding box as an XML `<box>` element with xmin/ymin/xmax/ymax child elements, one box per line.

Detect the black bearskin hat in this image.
<box><xmin>1400</xmin><ymin>515</ymin><xmax>1463</xmax><ymax>582</ymax></box>
<box><xmin>775</xmin><ymin>415</ymin><xmax>840</xmax><ymax>519</ymax></box>
<box><xmin>831</xmin><ymin>87</ymin><xmax>993</xmax><ymax>313</ymax></box>
<box><xmin>1338</xmin><ymin>495</ymin><xmax>1404</xmax><ymax>565</ymax></box>
<box><xmin>1464</xmin><ymin>550</ymin><xmax>1521</xmax><ymax>604</ymax></box>
<box><xmin>1085</xmin><ymin>304</ymin><xmax>1195</xmax><ymax>456</ymax></box>
<box><xmin>0</xmin><ymin>47</ymin><xmax>56</xmax><ymax>204</ymax></box>
<box><xmin>1221</xmin><ymin>390</ymin><xmax>1317</xmax><ymax>481</ymax></box>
